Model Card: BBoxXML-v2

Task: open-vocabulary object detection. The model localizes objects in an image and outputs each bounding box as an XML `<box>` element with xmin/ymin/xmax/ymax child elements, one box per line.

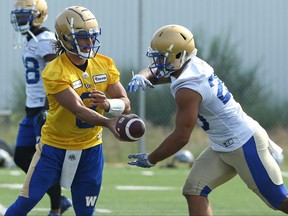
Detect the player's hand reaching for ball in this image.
<box><xmin>126</xmin><ymin>72</ymin><xmax>154</xmax><ymax>93</ymax></box>
<box><xmin>106</xmin><ymin>116</ymin><xmax>123</xmax><ymax>141</ymax></box>
<box><xmin>128</xmin><ymin>153</ymin><xmax>155</xmax><ymax>168</ymax></box>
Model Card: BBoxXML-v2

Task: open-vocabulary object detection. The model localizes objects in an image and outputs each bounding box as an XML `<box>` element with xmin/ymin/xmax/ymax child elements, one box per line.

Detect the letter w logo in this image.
<box><xmin>86</xmin><ymin>196</ymin><xmax>98</xmax><ymax>206</ymax></box>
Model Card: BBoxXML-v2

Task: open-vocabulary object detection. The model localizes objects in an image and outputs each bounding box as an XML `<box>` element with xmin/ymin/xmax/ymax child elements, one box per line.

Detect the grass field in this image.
<box><xmin>1</xmin><ymin>122</ymin><xmax>288</xmax><ymax>216</ymax></box>
<box><xmin>0</xmin><ymin>164</ymin><xmax>287</xmax><ymax>216</ymax></box>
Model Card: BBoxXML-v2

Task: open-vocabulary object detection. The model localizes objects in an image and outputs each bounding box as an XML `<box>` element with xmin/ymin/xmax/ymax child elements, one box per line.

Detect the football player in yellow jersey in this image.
<box><xmin>5</xmin><ymin>6</ymin><xmax>130</xmax><ymax>216</ymax></box>
<box><xmin>10</xmin><ymin>0</ymin><xmax>72</xmax><ymax>215</ymax></box>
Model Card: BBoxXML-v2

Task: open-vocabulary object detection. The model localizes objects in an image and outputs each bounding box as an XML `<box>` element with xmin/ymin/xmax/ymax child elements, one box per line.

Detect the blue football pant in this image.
<box><xmin>16</xmin><ymin>114</ymin><xmax>43</xmax><ymax>148</ymax></box>
<box><xmin>13</xmin><ymin>115</ymin><xmax>62</xmax><ymax>210</ymax></box>
<box><xmin>5</xmin><ymin>143</ymin><xmax>104</xmax><ymax>216</ymax></box>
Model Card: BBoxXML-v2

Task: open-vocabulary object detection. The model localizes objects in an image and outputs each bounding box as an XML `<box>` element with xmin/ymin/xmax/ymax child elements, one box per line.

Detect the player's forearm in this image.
<box><xmin>54</xmin><ymin>88</ymin><xmax>112</xmax><ymax>127</ymax></box>
<box><xmin>148</xmin><ymin>133</ymin><xmax>188</xmax><ymax>164</ymax></box>
<box><xmin>74</xmin><ymin>106</ymin><xmax>110</xmax><ymax>127</ymax></box>
<box><xmin>117</xmin><ymin>97</ymin><xmax>131</xmax><ymax>114</ymax></box>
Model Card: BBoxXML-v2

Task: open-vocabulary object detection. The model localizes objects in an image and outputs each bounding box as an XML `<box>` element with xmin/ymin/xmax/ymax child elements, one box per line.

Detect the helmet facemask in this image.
<box><xmin>10</xmin><ymin>8</ymin><xmax>38</xmax><ymax>33</ymax></box>
<box><xmin>146</xmin><ymin>46</ymin><xmax>188</xmax><ymax>79</ymax></box>
<box><xmin>63</xmin><ymin>18</ymin><xmax>101</xmax><ymax>59</ymax></box>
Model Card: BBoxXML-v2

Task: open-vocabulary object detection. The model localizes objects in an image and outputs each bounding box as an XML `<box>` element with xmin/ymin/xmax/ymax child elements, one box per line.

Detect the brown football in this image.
<box><xmin>115</xmin><ymin>114</ymin><xmax>146</xmax><ymax>142</ymax></box>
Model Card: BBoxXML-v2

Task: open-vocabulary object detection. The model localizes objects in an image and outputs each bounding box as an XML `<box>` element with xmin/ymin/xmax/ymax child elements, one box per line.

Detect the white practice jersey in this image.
<box><xmin>170</xmin><ymin>55</ymin><xmax>258</xmax><ymax>152</ymax></box>
<box><xmin>22</xmin><ymin>30</ymin><xmax>56</xmax><ymax>108</ymax></box>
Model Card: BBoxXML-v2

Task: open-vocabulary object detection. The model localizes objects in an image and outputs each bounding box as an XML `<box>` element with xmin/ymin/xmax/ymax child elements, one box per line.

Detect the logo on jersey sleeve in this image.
<box><xmin>72</xmin><ymin>80</ymin><xmax>83</xmax><ymax>89</ymax></box>
<box><xmin>93</xmin><ymin>74</ymin><xmax>107</xmax><ymax>83</ymax></box>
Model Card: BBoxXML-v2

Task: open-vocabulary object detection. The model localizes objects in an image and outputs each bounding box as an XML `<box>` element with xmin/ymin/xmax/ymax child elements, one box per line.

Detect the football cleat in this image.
<box><xmin>60</xmin><ymin>195</ymin><xmax>72</xmax><ymax>214</ymax></box>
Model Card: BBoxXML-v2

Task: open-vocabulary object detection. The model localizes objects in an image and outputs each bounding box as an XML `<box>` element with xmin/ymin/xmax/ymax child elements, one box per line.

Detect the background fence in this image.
<box><xmin>0</xmin><ymin>0</ymin><xmax>288</xmax><ymax>163</ymax></box>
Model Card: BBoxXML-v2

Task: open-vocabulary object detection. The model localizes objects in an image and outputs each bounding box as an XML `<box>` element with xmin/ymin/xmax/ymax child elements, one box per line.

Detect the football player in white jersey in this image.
<box><xmin>10</xmin><ymin>0</ymin><xmax>72</xmax><ymax>215</ymax></box>
<box><xmin>127</xmin><ymin>24</ymin><xmax>288</xmax><ymax>215</ymax></box>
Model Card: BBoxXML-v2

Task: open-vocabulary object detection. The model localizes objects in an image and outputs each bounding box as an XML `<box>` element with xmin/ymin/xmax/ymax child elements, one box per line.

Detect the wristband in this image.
<box><xmin>145</xmin><ymin>155</ymin><xmax>155</xmax><ymax>167</ymax></box>
<box><xmin>107</xmin><ymin>99</ymin><xmax>125</xmax><ymax>116</ymax></box>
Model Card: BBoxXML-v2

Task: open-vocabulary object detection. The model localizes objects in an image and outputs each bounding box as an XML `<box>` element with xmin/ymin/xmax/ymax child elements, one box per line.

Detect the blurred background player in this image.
<box><xmin>5</xmin><ymin>5</ymin><xmax>130</xmax><ymax>216</ymax></box>
<box><xmin>10</xmin><ymin>0</ymin><xmax>72</xmax><ymax>215</ymax></box>
<box><xmin>127</xmin><ymin>24</ymin><xmax>288</xmax><ymax>215</ymax></box>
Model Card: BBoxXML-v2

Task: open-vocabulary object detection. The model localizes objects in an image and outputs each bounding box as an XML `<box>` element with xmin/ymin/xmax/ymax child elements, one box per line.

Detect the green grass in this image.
<box><xmin>0</xmin><ymin>164</ymin><xmax>287</xmax><ymax>216</ymax></box>
<box><xmin>1</xmin><ymin>122</ymin><xmax>288</xmax><ymax>216</ymax></box>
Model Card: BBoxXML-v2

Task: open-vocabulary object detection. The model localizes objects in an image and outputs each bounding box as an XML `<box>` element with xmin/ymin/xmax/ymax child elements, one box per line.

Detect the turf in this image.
<box><xmin>0</xmin><ymin>165</ymin><xmax>286</xmax><ymax>216</ymax></box>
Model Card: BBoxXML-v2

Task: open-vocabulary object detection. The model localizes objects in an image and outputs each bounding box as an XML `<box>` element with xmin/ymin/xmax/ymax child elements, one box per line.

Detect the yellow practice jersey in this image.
<box><xmin>41</xmin><ymin>53</ymin><xmax>120</xmax><ymax>150</ymax></box>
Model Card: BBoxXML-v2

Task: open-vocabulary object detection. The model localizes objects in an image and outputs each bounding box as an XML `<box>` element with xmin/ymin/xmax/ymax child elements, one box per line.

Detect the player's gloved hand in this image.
<box><xmin>126</xmin><ymin>73</ymin><xmax>154</xmax><ymax>93</ymax></box>
<box><xmin>35</xmin><ymin>110</ymin><xmax>48</xmax><ymax>126</ymax></box>
<box><xmin>128</xmin><ymin>153</ymin><xmax>155</xmax><ymax>168</ymax></box>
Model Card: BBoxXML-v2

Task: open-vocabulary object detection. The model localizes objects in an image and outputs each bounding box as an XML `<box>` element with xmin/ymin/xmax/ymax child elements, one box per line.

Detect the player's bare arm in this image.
<box><xmin>106</xmin><ymin>82</ymin><xmax>131</xmax><ymax>113</ymax></box>
<box><xmin>53</xmin><ymin>87</ymin><xmax>119</xmax><ymax>137</ymax></box>
<box><xmin>148</xmin><ymin>88</ymin><xmax>202</xmax><ymax>164</ymax></box>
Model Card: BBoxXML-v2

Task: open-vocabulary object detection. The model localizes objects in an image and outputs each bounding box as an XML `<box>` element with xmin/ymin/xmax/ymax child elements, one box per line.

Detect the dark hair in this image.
<box><xmin>53</xmin><ymin>33</ymin><xmax>65</xmax><ymax>56</ymax></box>
<box><xmin>53</xmin><ymin>40</ymin><xmax>65</xmax><ymax>56</ymax></box>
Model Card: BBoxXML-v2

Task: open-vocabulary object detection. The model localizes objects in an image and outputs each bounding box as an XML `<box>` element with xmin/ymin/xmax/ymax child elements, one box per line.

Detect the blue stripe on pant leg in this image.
<box><xmin>200</xmin><ymin>186</ymin><xmax>212</xmax><ymax>196</ymax></box>
<box><xmin>242</xmin><ymin>136</ymin><xmax>288</xmax><ymax>208</ymax></box>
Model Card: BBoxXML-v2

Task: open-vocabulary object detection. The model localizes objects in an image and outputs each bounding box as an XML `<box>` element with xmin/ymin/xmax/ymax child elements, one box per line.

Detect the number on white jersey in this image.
<box><xmin>199</xmin><ymin>74</ymin><xmax>231</xmax><ymax>131</ymax></box>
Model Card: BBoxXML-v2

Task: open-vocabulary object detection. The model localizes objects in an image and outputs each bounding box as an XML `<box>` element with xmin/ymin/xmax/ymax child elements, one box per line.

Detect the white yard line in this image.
<box><xmin>0</xmin><ymin>206</ymin><xmax>111</xmax><ymax>215</ymax></box>
<box><xmin>0</xmin><ymin>203</ymin><xmax>7</xmax><ymax>216</ymax></box>
<box><xmin>141</xmin><ymin>170</ymin><xmax>154</xmax><ymax>176</ymax></box>
<box><xmin>0</xmin><ymin>184</ymin><xmax>22</xmax><ymax>189</ymax></box>
<box><xmin>33</xmin><ymin>208</ymin><xmax>112</xmax><ymax>214</ymax></box>
<box><xmin>116</xmin><ymin>185</ymin><xmax>177</xmax><ymax>190</ymax></box>
<box><xmin>96</xmin><ymin>209</ymin><xmax>112</xmax><ymax>213</ymax></box>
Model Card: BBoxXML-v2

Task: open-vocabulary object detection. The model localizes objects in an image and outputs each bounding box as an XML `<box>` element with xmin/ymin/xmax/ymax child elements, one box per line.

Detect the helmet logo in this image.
<box><xmin>167</xmin><ymin>44</ymin><xmax>174</xmax><ymax>52</ymax></box>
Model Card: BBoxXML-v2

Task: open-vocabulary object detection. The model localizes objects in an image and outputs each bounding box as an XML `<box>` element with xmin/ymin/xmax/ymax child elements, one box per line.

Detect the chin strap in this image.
<box><xmin>13</xmin><ymin>29</ymin><xmax>40</xmax><ymax>47</ymax></box>
<box><xmin>27</xmin><ymin>29</ymin><xmax>39</xmax><ymax>43</ymax></box>
<box><xmin>186</xmin><ymin>49</ymin><xmax>198</xmax><ymax>61</ymax></box>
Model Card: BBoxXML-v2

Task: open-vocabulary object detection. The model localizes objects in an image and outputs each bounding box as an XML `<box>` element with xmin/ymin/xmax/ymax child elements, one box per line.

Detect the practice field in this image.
<box><xmin>0</xmin><ymin>164</ymin><xmax>287</xmax><ymax>216</ymax></box>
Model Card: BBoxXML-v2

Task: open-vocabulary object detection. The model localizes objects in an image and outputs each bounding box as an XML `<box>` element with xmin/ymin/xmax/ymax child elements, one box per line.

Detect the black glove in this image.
<box><xmin>36</xmin><ymin>110</ymin><xmax>48</xmax><ymax>126</ymax></box>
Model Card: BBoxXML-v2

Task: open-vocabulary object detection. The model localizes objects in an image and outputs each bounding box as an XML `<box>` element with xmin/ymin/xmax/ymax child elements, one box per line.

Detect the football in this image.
<box><xmin>115</xmin><ymin>114</ymin><xmax>146</xmax><ymax>142</ymax></box>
